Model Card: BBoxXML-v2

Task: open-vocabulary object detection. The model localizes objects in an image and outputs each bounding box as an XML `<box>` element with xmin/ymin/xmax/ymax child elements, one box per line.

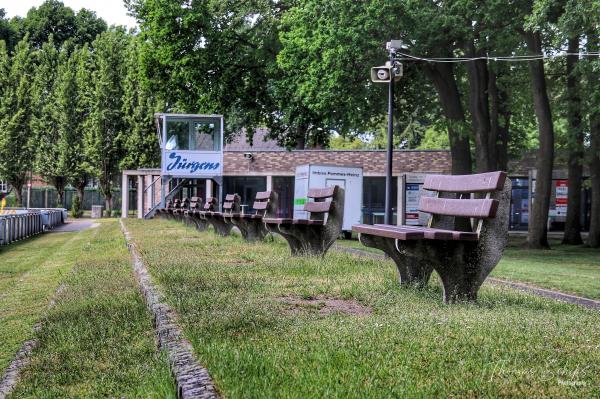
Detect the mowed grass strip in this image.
<box><xmin>336</xmin><ymin>235</ymin><xmax>600</xmax><ymax>300</ymax></box>
<box><xmin>0</xmin><ymin>231</ymin><xmax>84</xmax><ymax>372</ymax></box>
<box><xmin>125</xmin><ymin>219</ymin><xmax>600</xmax><ymax>398</ymax></box>
<box><xmin>10</xmin><ymin>220</ymin><xmax>175</xmax><ymax>398</ymax></box>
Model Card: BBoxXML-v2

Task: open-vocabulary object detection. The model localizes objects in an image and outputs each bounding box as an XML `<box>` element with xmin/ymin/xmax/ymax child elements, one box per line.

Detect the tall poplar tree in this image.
<box><xmin>0</xmin><ymin>38</ymin><xmax>35</xmax><ymax>206</ymax></box>
<box><xmin>32</xmin><ymin>37</ymin><xmax>67</xmax><ymax>205</ymax></box>
<box><xmin>86</xmin><ymin>29</ymin><xmax>128</xmax><ymax>216</ymax></box>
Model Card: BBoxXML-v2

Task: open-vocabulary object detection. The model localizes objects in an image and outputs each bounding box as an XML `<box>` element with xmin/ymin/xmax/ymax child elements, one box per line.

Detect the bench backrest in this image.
<box><xmin>189</xmin><ymin>197</ymin><xmax>203</xmax><ymax>210</ymax></box>
<box><xmin>165</xmin><ymin>200</ymin><xmax>173</xmax><ymax>210</ymax></box>
<box><xmin>203</xmin><ymin>197</ymin><xmax>217</xmax><ymax>211</ymax></box>
<box><xmin>252</xmin><ymin>191</ymin><xmax>276</xmax><ymax>218</ymax></box>
<box><xmin>223</xmin><ymin>193</ymin><xmax>241</xmax><ymax>214</ymax></box>
<box><xmin>420</xmin><ymin>171</ymin><xmax>507</xmax><ymax>233</ymax></box>
<box><xmin>180</xmin><ymin>197</ymin><xmax>190</xmax><ymax>209</ymax></box>
<box><xmin>172</xmin><ymin>199</ymin><xmax>182</xmax><ymax>209</ymax></box>
<box><xmin>304</xmin><ymin>186</ymin><xmax>339</xmax><ymax>222</ymax></box>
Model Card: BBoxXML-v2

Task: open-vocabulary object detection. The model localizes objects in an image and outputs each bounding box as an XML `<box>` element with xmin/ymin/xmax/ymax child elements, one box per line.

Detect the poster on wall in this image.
<box><xmin>555</xmin><ymin>179</ymin><xmax>568</xmax><ymax>217</ymax></box>
<box><xmin>405</xmin><ymin>183</ymin><xmax>421</xmax><ymax>225</ymax></box>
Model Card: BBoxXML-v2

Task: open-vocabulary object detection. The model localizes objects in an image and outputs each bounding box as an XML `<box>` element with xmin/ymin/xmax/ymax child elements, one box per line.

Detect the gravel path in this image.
<box><xmin>332</xmin><ymin>244</ymin><xmax>600</xmax><ymax>311</ymax></box>
<box><xmin>48</xmin><ymin>220</ymin><xmax>99</xmax><ymax>233</ymax></box>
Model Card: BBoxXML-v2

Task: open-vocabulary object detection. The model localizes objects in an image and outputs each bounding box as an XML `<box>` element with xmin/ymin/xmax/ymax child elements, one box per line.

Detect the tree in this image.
<box><xmin>16</xmin><ymin>1</ymin><xmax>106</xmax><ymax>49</ymax></box>
<box><xmin>86</xmin><ymin>29</ymin><xmax>128</xmax><ymax>216</ymax></box>
<box><xmin>120</xmin><ymin>35</ymin><xmax>160</xmax><ymax>170</ymax></box>
<box><xmin>561</xmin><ymin>36</ymin><xmax>584</xmax><ymax>245</ymax></box>
<box><xmin>0</xmin><ymin>38</ymin><xmax>35</xmax><ymax>206</ymax></box>
<box><xmin>21</xmin><ymin>0</ymin><xmax>77</xmax><ymax>48</ymax></box>
<box><xmin>31</xmin><ymin>37</ymin><xmax>67</xmax><ymax>205</ymax></box>
<box><xmin>57</xmin><ymin>43</ymin><xmax>92</xmax><ymax>206</ymax></box>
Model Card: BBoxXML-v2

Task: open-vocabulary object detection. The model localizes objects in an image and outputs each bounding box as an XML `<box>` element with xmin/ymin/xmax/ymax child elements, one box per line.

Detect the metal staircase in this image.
<box><xmin>143</xmin><ymin>178</ymin><xmax>188</xmax><ymax>219</ymax></box>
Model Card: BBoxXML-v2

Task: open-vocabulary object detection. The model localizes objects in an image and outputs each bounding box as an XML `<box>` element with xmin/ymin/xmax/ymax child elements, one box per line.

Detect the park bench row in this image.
<box><xmin>154</xmin><ymin>171</ymin><xmax>511</xmax><ymax>303</ymax></box>
<box><xmin>155</xmin><ymin>185</ymin><xmax>345</xmax><ymax>255</ymax></box>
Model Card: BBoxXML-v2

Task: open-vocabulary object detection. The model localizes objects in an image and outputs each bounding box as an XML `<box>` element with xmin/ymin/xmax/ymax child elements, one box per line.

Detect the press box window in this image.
<box><xmin>165</xmin><ymin>119</ymin><xmax>221</xmax><ymax>151</ymax></box>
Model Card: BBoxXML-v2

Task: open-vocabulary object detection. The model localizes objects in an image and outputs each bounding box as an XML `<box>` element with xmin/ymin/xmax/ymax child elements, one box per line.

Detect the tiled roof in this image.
<box><xmin>225</xmin><ymin>128</ymin><xmax>283</xmax><ymax>151</ymax></box>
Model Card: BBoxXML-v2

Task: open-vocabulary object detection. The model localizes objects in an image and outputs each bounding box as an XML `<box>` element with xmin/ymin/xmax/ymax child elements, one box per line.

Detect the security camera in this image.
<box><xmin>243</xmin><ymin>152</ymin><xmax>253</xmax><ymax>160</ymax></box>
<box><xmin>371</xmin><ymin>61</ymin><xmax>403</xmax><ymax>83</ymax></box>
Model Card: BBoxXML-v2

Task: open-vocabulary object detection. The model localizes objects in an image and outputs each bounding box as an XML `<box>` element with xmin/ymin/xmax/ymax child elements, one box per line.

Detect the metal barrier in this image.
<box><xmin>0</xmin><ymin>210</ymin><xmax>64</xmax><ymax>246</ymax></box>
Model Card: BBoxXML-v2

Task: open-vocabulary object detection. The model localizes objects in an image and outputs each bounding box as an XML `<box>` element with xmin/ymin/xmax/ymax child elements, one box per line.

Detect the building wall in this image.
<box><xmin>223</xmin><ymin>150</ymin><xmax>452</xmax><ymax>176</ymax></box>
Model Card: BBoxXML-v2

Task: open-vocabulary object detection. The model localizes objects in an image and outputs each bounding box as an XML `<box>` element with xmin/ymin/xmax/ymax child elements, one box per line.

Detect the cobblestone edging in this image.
<box><xmin>332</xmin><ymin>244</ymin><xmax>600</xmax><ymax>311</ymax></box>
<box><xmin>0</xmin><ymin>283</ymin><xmax>65</xmax><ymax>399</ymax></box>
<box><xmin>119</xmin><ymin>220</ymin><xmax>219</xmax><ymax>399</ymax></box>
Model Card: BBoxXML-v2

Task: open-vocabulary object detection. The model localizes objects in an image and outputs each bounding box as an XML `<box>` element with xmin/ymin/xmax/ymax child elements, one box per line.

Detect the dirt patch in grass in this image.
<box><xmin>276</xmin><ymin>296</ymin><xmax>372</xmax><ymax>316</ymax></box>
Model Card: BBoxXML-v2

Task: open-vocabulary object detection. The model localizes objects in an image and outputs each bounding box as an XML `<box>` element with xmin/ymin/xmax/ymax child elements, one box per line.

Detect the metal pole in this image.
<box><xmin>384</xmin><ymin>67</ymin><xmax>394</xmax><ymax>225</ymax></box>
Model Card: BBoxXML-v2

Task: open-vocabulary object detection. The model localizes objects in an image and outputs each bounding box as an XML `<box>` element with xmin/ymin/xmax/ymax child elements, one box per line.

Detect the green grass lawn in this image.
<box><xmin>2</xmin><ymin>220</ymin><xmax>175</xmax><ymax>398</ymax></box>
<box><xmin>125</xmin><ymin>219</ymin><xmax>600</xmax><ymax>398</ymax></box>
<box><xmin>0</xmin><ymin>231</ymin><xmax>83</xmax><ymax>372</ymax></box>
<box><xmin>336</xmin><ymin>236</ymin><xmax>600</xmax><ymax>300</ymax></box>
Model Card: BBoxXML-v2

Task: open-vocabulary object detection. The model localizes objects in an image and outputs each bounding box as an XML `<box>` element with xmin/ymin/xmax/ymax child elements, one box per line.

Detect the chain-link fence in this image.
<box><xmin>20</xmin><ymin>188</ymin><xmax>137</xmax><ymax>212</ymax></box>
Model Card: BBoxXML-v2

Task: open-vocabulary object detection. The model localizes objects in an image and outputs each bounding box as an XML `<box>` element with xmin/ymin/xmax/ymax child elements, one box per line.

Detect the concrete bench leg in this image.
<box><xmin>359</xmin><ymin>234</ymin><xmax>433</xmax><ymax>287</ymax></box>
<box><xmin>207</xmin><ymin>217</ymin><xmax>234</xmax><ymax>237</ymax></box>
<box><xmin>276</xmin><ymin>225</ymin><xmax>337</xmax><ymax>256</ymax></box>
<box><xmin>191</xmin><ymin>216</ymin><xmax>209</xmax><ymax>232</ymax></box>
<box><xmin>231</xmin><ymin>219</ymin><xmax>268</xmax><ymax>242</ymax></box>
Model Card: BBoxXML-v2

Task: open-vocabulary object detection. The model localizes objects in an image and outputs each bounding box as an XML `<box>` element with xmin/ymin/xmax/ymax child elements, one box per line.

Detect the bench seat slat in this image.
<box><xmin>352</xmin><ymin>224</ymin><xmax>424</xmax><ymax>240</ymax></box>
<box><xmin>423</xmin><ymin>171</ymin><xmax>507</xmax><ymax>193</ymax></box>
<box><xmin>293</xmin><ymin>219</ymin><xmax>325</xmax><ymax>225</ymax></box>
<box><xmin>252</xmin><ymin>201</ymin><xmax>269</xmax><ymax>210</ymax></box>
<box><xmin>373</xmin><ymin>225</ymin><xmax>478</xmax><ymax>241</ymax></box>
<box><xmin>307</xmin><ymin>187</ymin><xmax>336</xmax><ymax>199</ymax></box>
<box><xmin>419</xmin><ymin>197</ymin><xmax>499</xmax><ymax>218</ymax></box>
<box><xmin>254</xmin><ymin>191</ymin><xmax>272</xmax><ymax>200</ymax></box>
<box><xmin>264</xmin><ymin>218</ymin><xmax>294</xmax><ymax>224</ymax></box>
<box><xmin>304</xmin><ymin>201</ymin><xmax>332</xmax><ymax>213</ymax></box>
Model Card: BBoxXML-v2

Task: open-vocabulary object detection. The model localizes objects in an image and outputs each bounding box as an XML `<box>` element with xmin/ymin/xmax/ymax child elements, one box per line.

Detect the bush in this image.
<box><xmin>71</xmin><ymin>195</ymin><xmax>83</xmax><ymax>218</ymax></box>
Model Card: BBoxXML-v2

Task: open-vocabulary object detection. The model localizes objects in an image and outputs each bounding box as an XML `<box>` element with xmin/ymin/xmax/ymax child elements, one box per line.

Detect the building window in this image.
<box><xmin>272</xmin><ymin>176</ymin><xmax>294</xmax><ymax>218</ymax></box>
<box><xmin>362</xmin><ymin>177</ymin><xmax>397</xmax><ymax>224</ymax></box>
<box><xmin>165</xmin><ymin>119</ymin><xmax>221</xmax><ymax>151</ymax></box>
<box><xmin>222</xmin><ymin>176</ymin><xmax>267</xmax><ymax>211</ymax></box>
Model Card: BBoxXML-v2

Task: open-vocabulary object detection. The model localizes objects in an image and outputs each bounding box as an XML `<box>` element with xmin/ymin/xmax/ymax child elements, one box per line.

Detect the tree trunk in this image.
<box><xmin>294</xmin><ymin>124</ymin><xmax>307</xmax><ymax>150</ymax></box>
<box><xmin>489</xmin><ymin>69</ymin><xmax>510</xmax><ymax>171</ymax></box>
<box><xmin>424</xmin><ymin>63</ymin><xmax>472</xmax><ymax>175</ymax></box>
<box><xmin>562</xmin><ymin>37</ymin><xmax>584</xmax><ymax>245</ymax></box>
<box><xmin>588</xmin><ymin>114</ymin><xmax>600</xmax><ymax>247</ymax></box>
<box><xmin>465</xmin><ymin>42</ymin><xmax>493</xmax><ymax>172</ymax></box>
<box><xmin>12</xmin><ymin>182</ymin><xmax>24</xmax><ymax>207</ymax></box>
<box><xmin>105</xmin><ymin>193</ymin><xmax>112</xmax><ymax>217</ymax></box>
<box><xmin>524</xmin><ymin>31</ymin><xmax>554</xmax><ymax>249</ymax></box>
<box><xmin>54</xmin><ymin>176</ymin><xmax>66</xmax><ymax>208</ymax></box>
<box><xmin>76</xmin><ymin>184</ymin><xmax>85</xmax><ymax>205</ymax></box>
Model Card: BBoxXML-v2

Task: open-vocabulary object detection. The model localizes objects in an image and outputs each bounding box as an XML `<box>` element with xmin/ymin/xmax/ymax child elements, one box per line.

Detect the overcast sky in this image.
<box><xmin>1</xmin><ymin>0</ymin><xmax>138</xmax><ymax>28</ymax></box>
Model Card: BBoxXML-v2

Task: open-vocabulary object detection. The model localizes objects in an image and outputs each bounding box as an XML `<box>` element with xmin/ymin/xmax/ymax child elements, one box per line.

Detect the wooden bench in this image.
<box><xmin>183</xmin><ymin>196</ymin><xmax>203</xmax><ymax>229</ymax></box>
<box><xmin>227</xmin><ymin>191</ymin><xmax>278</xmax><ymax>242</ymax></box>
<box><xmin>172</xmin><ymin>197</ymin><xmax>190</xmax><ymax>221</ymax></box>
<box><xmin>155</xmin><ymin>199</ymin><xmax>173</xmax><ymax>219</ymax></box>
<box><xmin>265</xmin><ymin>186</ymin><xmax>344</xmax><ymax>256</ymax></box>
<box><xmin>190</xmin><ymin>197</ymin><xmax>217</xmax><ymax>232</ymax></box>
<box><xmin>164</xmin><ymin>198</ymin><xmax>181</xmax><ymax>220</ymax></box>
<box><xmin>352</xmin><ymin>171</ymin><xmax>511</xmax><ymax>303</ymax></box>
<box><xmin>205</xmin><ymin>194</ymin><xmax>240</xmax><ymax>236</ymax></box>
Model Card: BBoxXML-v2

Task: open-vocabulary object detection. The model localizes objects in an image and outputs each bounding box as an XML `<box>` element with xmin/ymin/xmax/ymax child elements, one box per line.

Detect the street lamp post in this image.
<box><xmin>371</xmin><ymin>40</ymin><xmax>403</xmax><ymax>225</ymax></box>
<box><xmin>384</xmin><ymin>54</ymin><xmax>394</xmax><ymax>225</ymax></box>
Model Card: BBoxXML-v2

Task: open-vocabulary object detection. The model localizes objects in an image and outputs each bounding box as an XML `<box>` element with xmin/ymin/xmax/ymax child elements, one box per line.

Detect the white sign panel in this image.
<box><xmin>161</xmin><ymin>150</ymin><xmax>223</xmax><ymax>177</ymax></box>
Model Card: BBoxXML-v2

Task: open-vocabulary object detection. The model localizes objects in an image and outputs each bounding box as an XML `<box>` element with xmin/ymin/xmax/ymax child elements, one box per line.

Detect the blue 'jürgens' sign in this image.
<box><xmin>161</xmin><ymin>150</ymin><xmax>223</xmax><ymax>177</ymax></box>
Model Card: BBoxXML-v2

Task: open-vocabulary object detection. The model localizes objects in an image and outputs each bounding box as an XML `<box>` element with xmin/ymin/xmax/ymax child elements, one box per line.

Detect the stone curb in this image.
<box><xmin>332</xmin><ymin>243</ymin><xmax>600</xmax><ymax>311</ymax></box>
<box><xmin>119</xmin><ymin>220</ymin><xmax>219</xmax><ymax>399</ymax></box>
